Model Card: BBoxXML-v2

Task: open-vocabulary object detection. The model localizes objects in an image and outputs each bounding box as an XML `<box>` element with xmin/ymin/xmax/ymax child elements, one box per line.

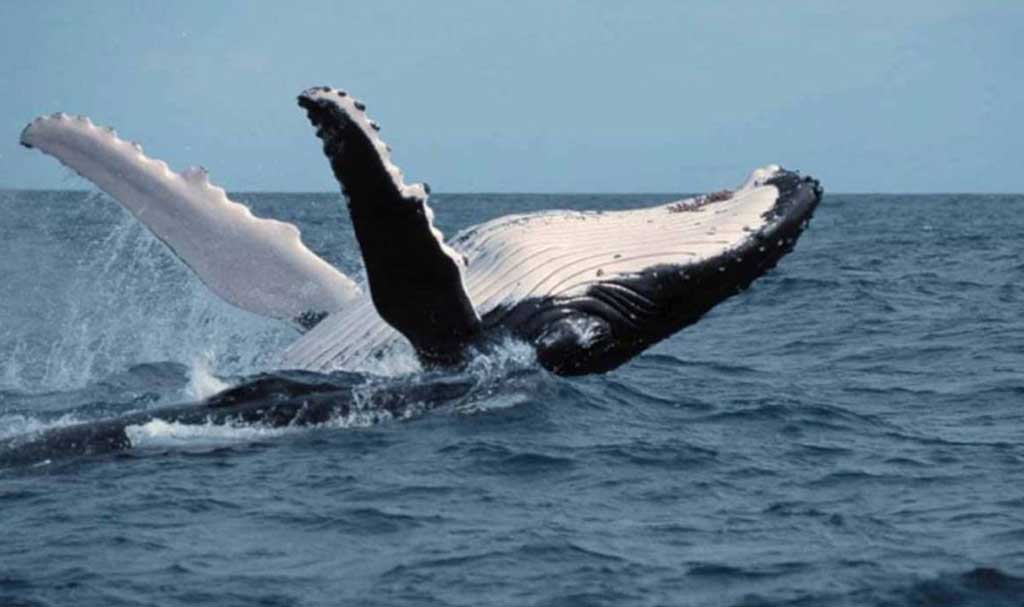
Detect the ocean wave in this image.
<box><xmin>4</xmin><ymin>192</ymin><xmax>1024</xmax><ymax>605</ymax></box>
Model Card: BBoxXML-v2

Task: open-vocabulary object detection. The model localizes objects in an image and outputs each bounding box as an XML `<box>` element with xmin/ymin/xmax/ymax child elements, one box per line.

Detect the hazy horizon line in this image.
<box><xmin>2</xmin><ymin>188</ymin><xmax>1022</xmax><ymax>197</ymax></box>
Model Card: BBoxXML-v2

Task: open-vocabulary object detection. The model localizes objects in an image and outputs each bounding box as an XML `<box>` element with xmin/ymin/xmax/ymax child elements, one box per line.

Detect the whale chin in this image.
<box><xmin>478</xmin><ymin>170</ymin><xmax>823</xmax><ymax>375</ymax></box>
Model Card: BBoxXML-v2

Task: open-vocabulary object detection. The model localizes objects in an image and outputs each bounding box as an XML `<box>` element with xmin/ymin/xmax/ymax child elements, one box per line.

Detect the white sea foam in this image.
<box><xmin>455</xmin><ymin>391</ymin><xmax>531</xmax><ymax>415</ymax></box>
<box><xmin>185</xmin><ymin>351</ymin><xmax>231</xmax><ymax>401</ymax></box>
<box><xmin>124</xmin><ymin>418</ymin><xmax>296</xmax><ymax>449</ymax></box>
<box><xmin>462</xmin><ymin>337</ymin><xmax>538</xmax><ymax>376</ymax></box>
<box><xmin>124</xmin><ymin>401</ymin><xmax>406</xmax><ymax>450</ymax></box>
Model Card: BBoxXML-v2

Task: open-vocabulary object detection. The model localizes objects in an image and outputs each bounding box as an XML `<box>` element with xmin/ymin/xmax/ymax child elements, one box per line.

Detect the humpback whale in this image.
<box><xmin>19</xmin><ymin>86</ymin><xmax>822</xmax><ymax>377</ymax></box>
<box><xmin>8</xmin><ymin>86</ymin><xmax>822</xmax><ymax>463</ymax></box>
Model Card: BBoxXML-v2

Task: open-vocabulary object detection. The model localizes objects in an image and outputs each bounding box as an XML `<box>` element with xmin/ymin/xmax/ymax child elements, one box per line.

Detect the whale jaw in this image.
<box><xmin>485</xmin><ymin>170</ymin><xmax>823</xmax><ymax>376</ymax></box>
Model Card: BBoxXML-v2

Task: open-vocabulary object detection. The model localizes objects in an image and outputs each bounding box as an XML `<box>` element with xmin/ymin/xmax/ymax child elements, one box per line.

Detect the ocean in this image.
<box><xmin>1</xmin><ymin>190</ymin><xmax>1022</xmax><ymax>606</ymax></box>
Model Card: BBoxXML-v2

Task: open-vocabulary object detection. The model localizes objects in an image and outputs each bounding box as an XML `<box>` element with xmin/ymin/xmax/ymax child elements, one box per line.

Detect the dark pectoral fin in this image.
<box><xmin>297</xmin><ymin>87</ymin><xmax>480</xmax><ymax>365</ymax></box>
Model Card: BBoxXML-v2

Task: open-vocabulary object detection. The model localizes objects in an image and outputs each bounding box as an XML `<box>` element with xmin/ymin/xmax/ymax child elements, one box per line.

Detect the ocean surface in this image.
<box><xmin>1</xmin><ymin>189</ymin><xmax>1021</xmax><ymax>606</ymax></box>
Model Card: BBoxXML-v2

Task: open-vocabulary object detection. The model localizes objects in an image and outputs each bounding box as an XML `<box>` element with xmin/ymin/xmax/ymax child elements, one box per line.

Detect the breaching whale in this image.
<box><xmin>19</xmin><ymin>86</ymin><xmax>822</xmax><ymax>377</ymax></box>
<box><xmin>8</xmin><ymin>86</ymin><xmax>822</xmax><ymax>464</ymax></box>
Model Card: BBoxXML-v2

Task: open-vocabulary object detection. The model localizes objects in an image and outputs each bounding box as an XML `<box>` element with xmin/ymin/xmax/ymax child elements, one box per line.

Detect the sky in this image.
<box><xmin>1</xmin><ymin>1</ymin><xmax>1020</xmax><ymax>193</ymax></box>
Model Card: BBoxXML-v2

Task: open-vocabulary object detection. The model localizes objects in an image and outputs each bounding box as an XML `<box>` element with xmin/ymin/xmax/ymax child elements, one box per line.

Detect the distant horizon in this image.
<box><xmin>3</xmin><ymin>2</ymin><xmax>1021</xmax><ymax>192</ymax></box>
<box><xmin>4</xmin><ymin>187</ymin><xmax>1021</xmax><ymax>196</ymax></box>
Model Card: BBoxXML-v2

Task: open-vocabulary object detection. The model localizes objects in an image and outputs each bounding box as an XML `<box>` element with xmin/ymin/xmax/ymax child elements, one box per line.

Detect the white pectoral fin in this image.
<box><xmin>20</xmin><ymin>113</ymin><xmax>360</xmax><ymax>327</ymax></box>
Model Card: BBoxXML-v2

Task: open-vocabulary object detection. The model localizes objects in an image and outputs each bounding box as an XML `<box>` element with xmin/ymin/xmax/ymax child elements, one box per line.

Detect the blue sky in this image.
<box><xmin>1</xmin><ymin>1</ymin><xmax>1020</xmax><ymax>192</ymax></box>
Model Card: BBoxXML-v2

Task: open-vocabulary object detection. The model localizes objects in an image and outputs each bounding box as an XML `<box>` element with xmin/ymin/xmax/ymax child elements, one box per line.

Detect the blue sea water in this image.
<box><xmin>0</xmin><ymin>190</ymin><xmax>1022</xmax><ymax>606</ymax></box>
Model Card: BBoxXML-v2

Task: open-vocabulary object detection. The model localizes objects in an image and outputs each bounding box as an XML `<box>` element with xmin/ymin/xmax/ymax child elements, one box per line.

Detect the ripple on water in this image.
<box><xmin>2</xmin><ymin>193</ymin><xmax>1024</xmax><ymax>605</ymax></box>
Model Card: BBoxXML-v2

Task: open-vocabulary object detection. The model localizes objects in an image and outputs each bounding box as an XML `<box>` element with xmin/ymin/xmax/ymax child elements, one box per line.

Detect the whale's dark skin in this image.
<box><xmin>298</xmin><ymin>88</ymin><xmax>822</xmax><ymax>376</ymax></box>
<box><xmin>6</xmin><ymin>86</ymin><xmax>822</xmax><ymax>466</ymax></box>
<box><xmin>0</xmin><ymin>371</ymin><xmax>482</xmax><ymax>467</ymax></box>
<box><xmin>486</xmin><ymin>172</ymin><xmax>822</xmax><ymax>375</ymax></box>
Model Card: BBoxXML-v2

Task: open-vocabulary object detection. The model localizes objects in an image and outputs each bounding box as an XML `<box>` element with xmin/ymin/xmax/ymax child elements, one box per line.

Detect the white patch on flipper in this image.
<box><xmin>20</xmin><ymin>114</ymin><xmax>360</xmax><ymax>325</ymax></box>
<box><xmin>280</xmin><ymin>166</ymin><xmax>787</xmax><ymax>373</ymax></box>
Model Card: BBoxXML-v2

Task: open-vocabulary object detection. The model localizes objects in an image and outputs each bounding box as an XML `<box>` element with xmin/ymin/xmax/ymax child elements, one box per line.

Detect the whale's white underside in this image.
<box><xmin>283</xmin><ymin>170</ymin><xmax>783</xmax><ymax>372</ymax></box>
<box><xmin>21</xmin><ymin>112</ymin><xmax>785</xmax><ymax>375</ymax></box>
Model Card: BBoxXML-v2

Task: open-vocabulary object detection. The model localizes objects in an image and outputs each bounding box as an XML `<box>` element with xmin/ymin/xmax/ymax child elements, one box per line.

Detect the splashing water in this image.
<box><xmin>185</xmin><ymin>351</ymin><xmax>232</xmax><ymax>401</ymax></box>
<box><xmin>0</xmin><ymin>193</ymin><xmax>295</xmax><ymax>393</ymax></box>
<box><xmin>2</xmin><ymin>191</ymin><xmax>1023</xmax><ymax>607</ymax></box>
<box><xmin>124</xmin><ymin>418</ymin><xmax>299</xmax><ymax>450</ymax></box>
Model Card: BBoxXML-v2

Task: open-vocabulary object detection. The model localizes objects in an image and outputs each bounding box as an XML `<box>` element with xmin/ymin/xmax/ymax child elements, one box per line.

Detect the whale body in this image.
<box><xmin>20</xmin><ymin>86</ymin><xmax>822</xmax><ymax>377</ymax></box>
